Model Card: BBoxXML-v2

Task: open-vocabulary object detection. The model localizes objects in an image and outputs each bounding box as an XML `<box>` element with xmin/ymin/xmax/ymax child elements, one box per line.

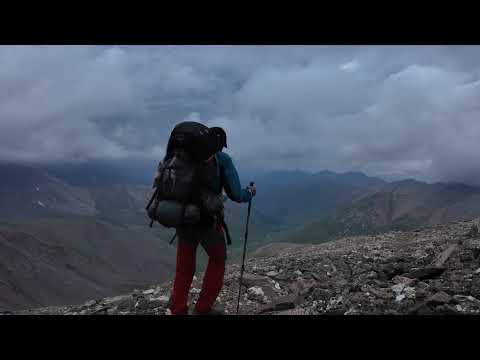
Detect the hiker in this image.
<box><xmin>147</xmin><ymin>122</ymin><xmax>256</xmax><ymax>315</ymax></box>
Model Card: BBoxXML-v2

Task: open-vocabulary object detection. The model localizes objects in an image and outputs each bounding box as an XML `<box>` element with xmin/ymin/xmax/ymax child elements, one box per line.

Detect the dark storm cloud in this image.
<box><xmin>1</xmin><ymin>45</ymin><xmax>480</xmax><ymax>184</ymax></box>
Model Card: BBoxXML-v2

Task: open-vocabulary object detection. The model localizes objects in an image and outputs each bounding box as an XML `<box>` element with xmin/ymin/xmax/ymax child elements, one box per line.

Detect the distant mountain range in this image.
<box><xmin>2</xmin><ymin>162</ymin><xmax>480</xmax><ymax>310</ymax></box>
<box><xmin>253</xmin><ymin>169</ymin><xmax>386</xmax><ymax>225</ymax></box>
<box><xmin>334</xmin><ymin>179</ymin><xmax>480</xmax><ymax>231</ymax></box>
<box><xmin>285</xmin><ymin>179</ymin><xmax>480</xmax><ymax>244</ymax></box>
<box><xmin>44</xmin><ymin>159</ymin><xmax>158</xmax><ymax>187</ymax></box>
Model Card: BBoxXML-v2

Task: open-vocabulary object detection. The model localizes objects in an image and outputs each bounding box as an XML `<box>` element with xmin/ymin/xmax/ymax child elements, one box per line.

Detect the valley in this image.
<box><xmin>2</xmin><ymin>162</ymin><xmax>480</xmax><ymax>311</ymax></box>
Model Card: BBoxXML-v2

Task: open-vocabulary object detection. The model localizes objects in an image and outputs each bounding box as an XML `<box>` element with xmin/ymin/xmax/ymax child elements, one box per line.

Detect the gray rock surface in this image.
<box><xmin>9</xmin><ymin>219</ymin><xmax>480</xmax><ymax>315</ymax></box>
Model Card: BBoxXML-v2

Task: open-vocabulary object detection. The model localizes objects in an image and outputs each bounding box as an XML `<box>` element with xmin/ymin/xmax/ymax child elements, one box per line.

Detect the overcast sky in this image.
<box><xmin>1</xmin><ymin>45</ymin><xmax>480</xmax><ymax>184</ymax></box>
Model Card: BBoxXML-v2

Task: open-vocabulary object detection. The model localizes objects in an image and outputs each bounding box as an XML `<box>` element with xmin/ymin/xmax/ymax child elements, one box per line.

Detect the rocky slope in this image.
<box><xmin>10</xmin><ymin>219</ymin><xmax>480</xmax><ymax>315</ymax></box>
<box><xmin>0</xmin><ymin>218</ymin><xmax>176</xmax><ymax>311</ymax></box>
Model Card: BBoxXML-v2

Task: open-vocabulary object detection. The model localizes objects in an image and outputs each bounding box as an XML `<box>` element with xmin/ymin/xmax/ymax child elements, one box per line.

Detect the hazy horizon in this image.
<box><xmin>1</xmin><ymin>45</ymin><xmax>480</xmax><ymax>185</ymax></box>
<box><xmin>0</xmin><ymin>158</ymin><xmax>457</xmax><ymax>187</ymax></box>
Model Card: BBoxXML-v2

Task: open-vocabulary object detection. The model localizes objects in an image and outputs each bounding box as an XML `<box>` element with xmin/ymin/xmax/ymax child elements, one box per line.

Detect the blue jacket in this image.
<box><xmin>211</xmin><ymin>152</ymin><xmax>252</xmax><ymax>203</ymax></box>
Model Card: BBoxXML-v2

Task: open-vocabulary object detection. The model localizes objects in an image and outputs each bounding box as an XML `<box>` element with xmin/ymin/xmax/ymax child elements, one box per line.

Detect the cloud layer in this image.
<box><xmin>1</xmin><ymin>45</ymin><xmax>480</xmax><ymax>184</ymax></box>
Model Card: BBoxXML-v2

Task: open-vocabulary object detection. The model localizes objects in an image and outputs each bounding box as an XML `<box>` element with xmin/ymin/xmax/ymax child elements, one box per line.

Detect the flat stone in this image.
<box><xmin>153</xmin><ymin>295</ymin><xmax>170</xmax><ymax>303</ymax></box>
<box><xmin>427</xmin><ymin>291</ymin><xmax>452</xmax><ymax>305</ymax></box>
<box><xmin>433</xmin><ymin>305</ymin><xmax>458</xmax><ymax>315</ymax></box>
<box><xmin>259</xmin><ymin>293</ymin><xmax>300</xmax><ymax>313</ymax></box>
<box><xmin>392</xmin><ymin>275</ymin><xmax>417</xmax><ymax>286</ymax></box>
<box><xmin>143</xmin><ymin>289</ymin><xmax>155</xmax><ymax>295</ymax></box>
<box><xmin>409</xmin><ymin>290</ymin><xmax>453</xmax><ymax>314</ymax></box>
<box><xmin>241</xmin><ymin>274</ymin><xmax>270</xmax><ymax>288</ymax></box>
<box><xmin>83</xmin><ymin>300</ymin><xmax>96</xmax><ymax>307</ymax></box>
<box><xmin>433</xmin><ymin>244</ymin><xmax>458</xmax><ymax>267</ymax></box>
<box><xmin>272</xmin><ymin>273</ymin><xmax>290</xmax><ymax>281</ymax></box>
<box><xmin>247</xmin><ymin>286</ymin><xmax>264</xmax><ymax>297</ymax></box>
<box><xmin>266</xmin><ymin>271</ymin><xmax>279</xmax><ymax>277</ymax></box>
<box><xmin>103</xmin><ymin>295</ymin><xmax>131</xmax><ymax>305</ymax></box>
<box><xmin>404</xmin><ymin>267</ymin><xmax>446</xmax><ymax>280</ymax></box>
<box><xmin>288</xmin><ymin>278</ymin><xmax>317</xmax><ymax>295</ymax></box>
<box><xmin>116</xmin><ymin>298</ymin><xmax>136</xmax><ymax>311</ymax></box>
<box><xmin>136</xmin><ymin>299</ymin><xmax>165</xmax><ymax>311</ymax></box>
<box><xmin>91</xmin><ymin>306</ymin><xmax>108</xmax><ymax>315</ymax></box>
<box><xmin>454</xmin><ymin>295</ymin><xmax>480</xmax><ymax>304</ymax></box>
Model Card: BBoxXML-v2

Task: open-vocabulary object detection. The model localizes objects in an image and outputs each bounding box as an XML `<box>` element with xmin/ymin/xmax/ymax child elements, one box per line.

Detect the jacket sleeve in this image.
<box><xmin>219</xmin><ymin>152</ymin><xmax>252</xmax><ymax>203</ymax></box>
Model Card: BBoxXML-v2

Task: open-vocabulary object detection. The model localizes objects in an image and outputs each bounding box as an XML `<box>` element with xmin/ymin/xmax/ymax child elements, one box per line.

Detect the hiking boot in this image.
<box><xmin>190</xmin><ymin>307</ymin><xmax>225</xmax><ymax>315</ymax></box>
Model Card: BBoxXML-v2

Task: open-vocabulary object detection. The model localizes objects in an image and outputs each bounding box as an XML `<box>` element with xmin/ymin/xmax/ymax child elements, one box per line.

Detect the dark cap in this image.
<box><xmin>210</xmin><ymin>127</ymin><xmax>227</xmax><ymax>149</ymax></box>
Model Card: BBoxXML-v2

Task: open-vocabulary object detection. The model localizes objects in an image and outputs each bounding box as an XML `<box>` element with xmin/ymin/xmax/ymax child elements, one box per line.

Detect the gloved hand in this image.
<box><xmin>247</xmin><ymin>183</ymin><xmax>256</xmax><ymax>197</ymax></box>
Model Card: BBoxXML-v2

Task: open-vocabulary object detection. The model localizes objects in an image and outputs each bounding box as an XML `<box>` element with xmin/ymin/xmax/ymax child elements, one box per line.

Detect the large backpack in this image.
<box><xmin>146</xmin><ymin>122</ymin><xmax>224</xmax><ymax>229</ymax></box>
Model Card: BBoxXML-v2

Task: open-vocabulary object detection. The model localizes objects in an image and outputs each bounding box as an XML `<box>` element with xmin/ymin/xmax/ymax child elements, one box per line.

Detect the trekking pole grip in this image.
<box><xmin>248</xmin><ymin>182</ymin><xmax>255</xmax><ymax>200</ymax></box>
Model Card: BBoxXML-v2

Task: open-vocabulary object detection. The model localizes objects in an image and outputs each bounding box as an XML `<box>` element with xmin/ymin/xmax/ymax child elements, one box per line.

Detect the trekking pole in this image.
<box><xmin>236</xmin><ymin>182</ymin><xmax>254</xmax><ymax>315</ymax></box>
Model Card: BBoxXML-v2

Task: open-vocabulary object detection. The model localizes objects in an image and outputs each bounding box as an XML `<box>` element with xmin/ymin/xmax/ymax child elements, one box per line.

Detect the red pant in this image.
<box><xmin>169</xmin><ymin>226</ymin><xmax>226</xmax><ymax>315</ymax></box>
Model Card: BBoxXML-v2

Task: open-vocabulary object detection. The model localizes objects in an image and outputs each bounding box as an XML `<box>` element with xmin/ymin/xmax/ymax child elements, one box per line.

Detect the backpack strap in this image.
<box><xmin>215</xmin><ymin>153</ymin><xmax>220</xmax><ymax>179</ymax></box>
<box><xmin>169</xmin><ymin>232</ymin><xmax>177</xmax><ymax>245</ymax></box>
<box><xmin>215</xmin><ymin>153</ymin><xmax>226</xmax><ymax>193</ymax></box>
<box><xmin>219</xmin><ymin>216</ymin><xmax>232</xmax><ymax>246</ymax></box>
